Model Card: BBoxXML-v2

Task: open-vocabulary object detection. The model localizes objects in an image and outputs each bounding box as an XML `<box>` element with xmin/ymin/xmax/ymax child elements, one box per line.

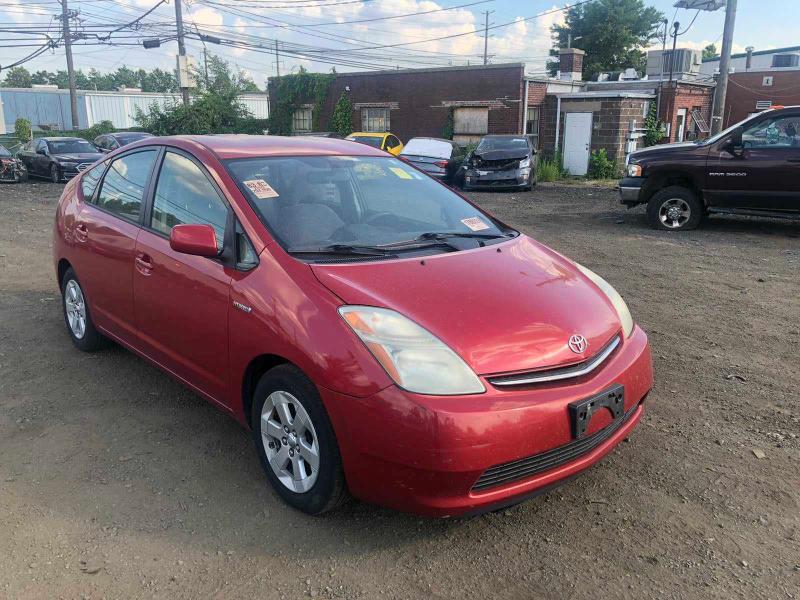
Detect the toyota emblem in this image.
<box><xmin>568</xmin><ymin>334</ymin><xmax>588</xmax><ymax>354</ymax></box>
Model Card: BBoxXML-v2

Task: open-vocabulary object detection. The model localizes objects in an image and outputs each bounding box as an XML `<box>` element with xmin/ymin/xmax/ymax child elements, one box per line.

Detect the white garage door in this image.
<box><xmin>563</xmin><ymin>112</ymin><xmax>592</xmax><ymax>176</ymax></box>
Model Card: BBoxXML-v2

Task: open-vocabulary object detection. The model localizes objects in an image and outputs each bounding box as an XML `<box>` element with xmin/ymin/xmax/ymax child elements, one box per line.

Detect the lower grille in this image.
<box><xmin>471</xmin><ymin>404</ymin><xmax>638</xmax><ymax>492</ymax></box>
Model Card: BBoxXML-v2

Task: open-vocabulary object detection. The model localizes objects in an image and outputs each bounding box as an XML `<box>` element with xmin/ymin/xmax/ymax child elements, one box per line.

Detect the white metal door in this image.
<box><xmin>563</xmin><ymin>112</ymin><xmax>592</xmax><ymax>176</ymax></box>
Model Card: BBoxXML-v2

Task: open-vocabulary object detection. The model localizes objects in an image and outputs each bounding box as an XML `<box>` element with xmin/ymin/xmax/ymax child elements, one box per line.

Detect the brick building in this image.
<box><xmin>268</xmin><ymin>47</ymin><xmax>714</xmax><ymax>176</ymax></box>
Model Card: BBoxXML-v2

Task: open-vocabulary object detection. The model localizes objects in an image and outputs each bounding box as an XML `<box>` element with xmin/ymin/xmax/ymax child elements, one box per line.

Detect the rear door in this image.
<box><xmin>133</xmin><ymin>149</ymin><xmax>232</xmax><ymax>403</ymax></box>
<box><xmin>707</xmin><ymin>112</ymin><xmax>800</xmax><ymax>211</ymax></box>
<box><xmin>71</xmin><ymin>148</ymin><xmax>158</xmax><ymax>341</ymax></box>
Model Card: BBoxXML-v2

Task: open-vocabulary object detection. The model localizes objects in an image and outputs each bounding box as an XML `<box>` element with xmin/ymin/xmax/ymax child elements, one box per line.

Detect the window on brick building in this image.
<box><xmin>292</xmin><ymin>108</ymin><xmax>313</xmax><ymax>133</ymax></box>
<box><xmin>361</xmin><ymin>107</ymin><xmax>390</xmax><ymax>132</ymax></box>
<box><xmin>525</xmin><ymin>107</ymin><xmax>540</xmax><ymax>148</ymax></box>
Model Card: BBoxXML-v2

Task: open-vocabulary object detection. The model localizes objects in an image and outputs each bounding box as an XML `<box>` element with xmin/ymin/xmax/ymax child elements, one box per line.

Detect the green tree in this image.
<box><xmin>702</xmin><ymin>44</ymin><xmax>717</xmax><ymax>61</ymax></box>
<box><xmin>2</xmin><ymin>66</ymin><xmax>33</xmax><ymax>87</ymax></box>
<box><xmin>113</xmin><ymin>66</ymin><xmax>140</xmax><ymax>89</ymax></box>
<box><xmin>550</xmin><ymin>0</ymin><xmax>664</xmax><ymax>80</ymax></box>
<box><xmin>329</xmin><ymin>92</ymin><xmax>353</xmax><ymax>136</ymax></box>
<box><xmin>14</xmin><ymin>118</ymin><xmax>32</xmax><ymax>142</ymax></box>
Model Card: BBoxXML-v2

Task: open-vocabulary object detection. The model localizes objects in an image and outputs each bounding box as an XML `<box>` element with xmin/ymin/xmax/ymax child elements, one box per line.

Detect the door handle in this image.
<box><xmin>74</xmin><ymin>223</ymin><xmax>88</xmax><ymax>243</ymax></box>
<box><xmin>135</xmin><ymin>253</ymin><xmax>153</xmax><ymax>275</ymax></box>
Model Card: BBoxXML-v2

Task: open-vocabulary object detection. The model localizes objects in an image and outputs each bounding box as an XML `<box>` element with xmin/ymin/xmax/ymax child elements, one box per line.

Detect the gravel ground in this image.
<box><xmin>0</xmin><ymin>179</ymin><xmax>798</xmax><ymax>600</ymax></box>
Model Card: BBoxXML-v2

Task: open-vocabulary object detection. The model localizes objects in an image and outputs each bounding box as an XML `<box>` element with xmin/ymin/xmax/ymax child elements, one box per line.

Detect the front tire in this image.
<box><xmin>61</xmin><ymin>267</ymin><xmax>105</xmax><ymax>351</ymax></box>
<box><xmin>251</xmin><ymin>365</ymin><xmax>348</xmax><ymax>515</ymax></box>
<box><xmin>646</xmin><ymin>186</ymin><xmax>703</xmax><ymax>231</ymax></box>
<box><xmin>50</xmin><ymin>163</ymin><xmax>61</xmax><ymax>183</ymax></box>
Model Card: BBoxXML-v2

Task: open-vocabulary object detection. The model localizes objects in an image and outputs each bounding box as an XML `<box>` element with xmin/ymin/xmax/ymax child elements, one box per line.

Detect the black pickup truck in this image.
<box><xmin>619</xmin><ymin>106</ymin><xmax>800</xmax><ymax>230</ymax></box>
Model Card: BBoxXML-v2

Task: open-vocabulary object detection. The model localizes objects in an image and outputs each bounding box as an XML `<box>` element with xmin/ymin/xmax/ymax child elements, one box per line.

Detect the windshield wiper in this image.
<box><xmin>414</xmin><ymin>231</ymin><xmax>510</xmax><ymax>241</ymax></box>
<box><xmin>287</xmin><ymin>243</ymin><xmax>395</xmax><ymax>257</ymax></box>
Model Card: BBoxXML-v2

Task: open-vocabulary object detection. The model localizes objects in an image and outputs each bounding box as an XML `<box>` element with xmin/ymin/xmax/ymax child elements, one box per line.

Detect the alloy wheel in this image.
<box><xmin>64</xmin><ymin>279</ymin><xmax>87</xmax><ymax>339</ymax></box>
<box><xmin>260</xmin><ymin>390</ymin><xmax>320</xmax><ymax>493</ymax></box>
<box><xmin>658</xmin><ymin>198</ymin><xmax>691</xmax><ymax>229</ymax></box>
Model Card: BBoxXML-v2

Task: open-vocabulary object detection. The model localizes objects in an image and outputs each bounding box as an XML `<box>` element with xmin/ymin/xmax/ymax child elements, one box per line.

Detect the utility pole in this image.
<box><xmin>59</xmin><ymin>0</ymin><xmax>79</xmax><ymax>130</ymax></box>
<box><xmin>482</xmin><ymin>11</ymin><xmax>493</xmax><ymax>65</ymax></box>
<box><xmin>667</xmin><ymin>21</ymin><xmax>679</xmax><ymax>85</ymax></box>
<box><xmin>656</xmin><ymin>18</ymin><xmax>668</xmax><ymax>118</ymax></box>
<box><xmin>274</xmin><ymin>39</ymin><xmax>280</xmax><ymax>77</ymax></box>
<box><xmin>711</xmin><ymin>0</ymin><xmax>737</xmax><ymax>134</ymax></box>
<box><xmin>174</xmin><ymin>0</ymin><xmax>190</xmax><ymax>105</ymax></box>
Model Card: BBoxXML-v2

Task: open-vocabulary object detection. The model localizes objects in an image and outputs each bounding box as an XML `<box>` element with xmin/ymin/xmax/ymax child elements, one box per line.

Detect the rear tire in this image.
<box><xmin>646</xmin><ymin>186</ymin><xmax>703</xmax><ymax>231</ymax></box>
<box><xmin>61</xmin><ymin>267</ymin><xmax>106</xmax><ymax>351</ymax></box>
<box><xmin>251</xmin><ymin>365</ymin><xmax>348</xmax><ymax>515</ymax></box>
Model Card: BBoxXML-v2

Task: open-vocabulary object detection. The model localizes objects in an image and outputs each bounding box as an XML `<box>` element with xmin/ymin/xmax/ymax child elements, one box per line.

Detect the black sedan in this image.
<box><xmin>462</xmin><ymin>135</ymin><xmax>536</xmax><ymax>191</ymax></box>
<box><xmin>399</xmin><ymin>138</ymin><xmax>466</xmax><ymax>186</ymax></box>
<box><xmin>0</xmin><ymin>144</ymin><xmax>27</xmax><ymax>183</ymax></box>
<box><xmin>94</xmin><ymin>131</ymin><xmax>153</xmax><ymax>153</ymax></box>
<box><xmin>16</xmin><ymin>137</ymin><xmax>104</xmax><ymax>183</ymax></box>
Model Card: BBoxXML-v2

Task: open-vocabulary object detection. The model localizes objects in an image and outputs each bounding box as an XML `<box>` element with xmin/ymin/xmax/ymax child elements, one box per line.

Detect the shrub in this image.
<box><xmin>643</xmin><ymin>103</ymin><xmax>666</xmax><ymax>147</ymax></box>
<box><xmin>537</xmin><ymin>158</ymin><xmax>561</xmax><ymax>182</ymax></box>
<box><xmin>329</xmin><ymin>92</ymin><xmax>353</xmax><ymax>137</ymax></box>
<box><xmin>588</xmin><ymin>149</ymin><xmax>617</xmax><ymax>179</ymax></box>
<box><xmin>14</xmin><ymin>118</ymin><xmax>32</xmax><ymax>142</ymax></box>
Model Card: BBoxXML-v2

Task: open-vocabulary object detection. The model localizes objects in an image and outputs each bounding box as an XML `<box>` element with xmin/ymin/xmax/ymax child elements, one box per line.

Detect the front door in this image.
<box><xmin>71</xmin><ymin>149</ymin><xmax>158</xmax><ymax>341</ymax></box>
<box><xmin>707</xmin><ymin>112</ymin><xmax>800</xmax><ymax>211</ymax></box>
<box><xmin>133</xmin><ymin>150</ymin><xmax>232</xmax><ymax>403</ymax></box>
<box><xmin>563</xmin><ymin>112</ymin><xmax>592</xmax><ymax>176</ymax></box>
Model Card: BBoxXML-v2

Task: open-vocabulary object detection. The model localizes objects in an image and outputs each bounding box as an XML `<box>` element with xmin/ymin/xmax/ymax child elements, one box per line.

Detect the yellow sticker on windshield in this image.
<box><xmin>243</xmin><ymin>179</ymin><xmax>279</xmax><ymax>199</ymax></box>
<box><xmin>389</xmin><ymin>167</ymin><xmax>413</xmax><ymax>179</ymax></box>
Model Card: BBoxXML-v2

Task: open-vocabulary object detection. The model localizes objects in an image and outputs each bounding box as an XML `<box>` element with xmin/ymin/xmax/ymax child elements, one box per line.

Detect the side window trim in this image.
<box><xmin>92</xmin><ymin>146</ymin><xmax>162</xmax><ymax>225</ymax></box>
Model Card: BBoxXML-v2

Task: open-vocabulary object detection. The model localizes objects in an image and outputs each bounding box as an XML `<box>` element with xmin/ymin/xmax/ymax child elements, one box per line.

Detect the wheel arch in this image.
<box><xmin>57</xmin><ymin>258</ymin><xmax>72</xmax><ymax>290</ymax></box>
<box><xmin>241</xmin><ymin>353</ymin><xmax>293</xmax><ymax>429</ymax></box>
<box><xmin>642</xmin><ymin>171</ymin><xmax>703</xmax><ymax>206</ymax></box>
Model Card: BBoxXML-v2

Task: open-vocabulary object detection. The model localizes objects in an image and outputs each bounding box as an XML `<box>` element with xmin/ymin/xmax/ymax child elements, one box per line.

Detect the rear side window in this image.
<box><xmin>96</xmin><ymin>150</ymin><xmax>157</xmax><ymax>222</ymax></box>
<box><xmin>151</xmin><ymin>151</ymin><xmax>228</xmax><ymax>250</ymax></box>
<box><xmin>80</xmin><ymin>161</ymin><xmax>107</xmax><ymax>200</ymax></box>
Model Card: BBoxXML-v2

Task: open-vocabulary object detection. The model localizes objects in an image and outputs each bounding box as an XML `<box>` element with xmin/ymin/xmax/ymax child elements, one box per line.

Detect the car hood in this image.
<box><xmin>629</xmin><ymin>141</ymin><xmax>699</xmax><ymax>160</ymax></box>
<box><xmin>310</xmin><ymin>236</ymin><xmax>621</xmax><ymax>376</ymax></box>
<box><xmin>53</xmin><ymin>153</ymin><xmax>104</xmax><ymax>162</ymax></box>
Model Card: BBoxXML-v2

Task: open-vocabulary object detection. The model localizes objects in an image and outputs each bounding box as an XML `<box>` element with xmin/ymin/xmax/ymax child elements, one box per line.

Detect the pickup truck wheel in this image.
<box><xmin>647</xmin><ymin>186</ymin><xmax>702</xmax><ymax>231</ymax></box>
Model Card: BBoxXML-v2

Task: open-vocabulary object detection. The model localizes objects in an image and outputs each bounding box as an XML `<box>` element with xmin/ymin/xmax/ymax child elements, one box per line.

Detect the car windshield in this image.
<box><xmin>226</xmin><ymin>155</ymin><xmax>510</xmax><ymax>254</ymax></box>
<box><xmin>48</xmin><ymin>139</ymin><xmax>97</xmax><ymax>154</ymax></box>
<box><xmin>476</xmin><ymin>137</ymin><xmax>529</xmax><ymax>153</ymax></box>
<box><xmin>698</xmin><ymin>112</ymin><xmax>765</xmax><ymax>146</ymax></box>
<box><xmin>0</xmin><ymin>145</ymin><xmax>11</xmax><ymax>157</ymax></box>
<box><xmin>347</xmin><ymin>136</ymin><xmax>383</xmax><ymax>148</ymax></box>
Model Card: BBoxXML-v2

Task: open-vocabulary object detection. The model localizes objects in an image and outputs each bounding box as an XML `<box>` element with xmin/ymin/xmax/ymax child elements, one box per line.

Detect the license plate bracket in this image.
<box><xmin>569</xmin><ymin>384</ymin><xmax>625</xmax><ymax>440</ymax></box>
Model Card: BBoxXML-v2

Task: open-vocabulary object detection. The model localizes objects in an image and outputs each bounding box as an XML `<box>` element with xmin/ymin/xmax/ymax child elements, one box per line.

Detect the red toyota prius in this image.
<box><xmin>53</xmin><ymin>135</ymin><xmax>653</xmax><ymax>517</ymax></box>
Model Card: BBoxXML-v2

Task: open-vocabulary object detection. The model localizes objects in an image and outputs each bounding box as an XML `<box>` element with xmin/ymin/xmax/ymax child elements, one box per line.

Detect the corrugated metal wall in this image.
<box><xmin>1</xmin><ymin>88</ymin><xmax>269</xmax><ymax>132</ymax></box>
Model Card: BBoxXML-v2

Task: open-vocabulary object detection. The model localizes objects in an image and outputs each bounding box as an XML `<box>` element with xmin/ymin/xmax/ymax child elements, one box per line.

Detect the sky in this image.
<box><xmin>0</xmin><ymin>0</ymin><xmax>796</xmax><ymax>89</ymax></box>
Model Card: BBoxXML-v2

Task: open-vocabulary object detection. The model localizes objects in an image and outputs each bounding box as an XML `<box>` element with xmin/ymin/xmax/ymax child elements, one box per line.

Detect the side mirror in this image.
<box><xmin>729</xmin><ymin>126</ymin><xmax>744</xmax><ymax>156</ymax></box>
<box><xmin>169</xmin><ymin>224</ymin><xmax>219</xmax><ymax>257</ymax></box>
<box><xmin>36</xmin><ymin>148</ymin><xmax>47</xmax><ymax>156</ymax></box>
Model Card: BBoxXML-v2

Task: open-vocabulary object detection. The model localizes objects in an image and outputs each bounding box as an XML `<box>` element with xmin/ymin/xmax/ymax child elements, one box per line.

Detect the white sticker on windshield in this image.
<box><xmin>461</xmin><ymin>217</ymin><xmax>490</xmax><ymax>231</ymax></box>
<box><xmin>243</xmin><ymin>179</ymin><xmax>279</xmax><ymax>199</ymax></box>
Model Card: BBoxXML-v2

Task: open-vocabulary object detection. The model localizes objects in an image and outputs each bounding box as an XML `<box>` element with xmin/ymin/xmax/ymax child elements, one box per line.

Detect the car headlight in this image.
<box><xmin>626</xmin><ymin>163</ymin><xmax>642</xmax><ymax>177</ymax></box>
<box><xmin>575</xmin><ymin>264</ymin><xmax>635</xmax><ymax>338</ymax></box>
<box><xmin>339</xmin><ymin>306</ymin><xmax>485</xmax><ymax>395</ymax></box>
<box><xmin>519</xmin><ymin>157</ymin><xmax>531</xmax><ymax>169</ymax></box>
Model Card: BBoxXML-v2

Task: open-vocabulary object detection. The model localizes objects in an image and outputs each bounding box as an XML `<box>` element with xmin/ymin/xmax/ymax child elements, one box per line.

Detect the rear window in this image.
<box><xmin>401</xmin><ymin>139</ymin><xmax>454</xmax><ymax>159</ymax></box>
<box><xmin>0</xmin><ymin>145</ymin><xmax>11</xmax><ymax>157</ymax></box>
<box><xmin>346</xmin><ymin>136</ymin><xmax>383</xmax><ymax>148</ymax></box>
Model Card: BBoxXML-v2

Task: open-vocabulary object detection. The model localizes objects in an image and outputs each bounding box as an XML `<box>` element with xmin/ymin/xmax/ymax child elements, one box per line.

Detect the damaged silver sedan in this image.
<box><xmin>462</xmin><ymin>135</ymin><xmax>536</xmax><ymax>192</ymax></box>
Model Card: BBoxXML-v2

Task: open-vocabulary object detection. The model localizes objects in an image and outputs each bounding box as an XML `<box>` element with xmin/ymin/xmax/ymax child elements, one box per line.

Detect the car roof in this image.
<box><xmin>148</xmin><ymin>134</ymin><xmax>389</xmax><ymax>160</ymax></box>
<box><xmin>39</xmin><ymin>137</ymin><xmax>88</xmax><ymax>141</ymax></box>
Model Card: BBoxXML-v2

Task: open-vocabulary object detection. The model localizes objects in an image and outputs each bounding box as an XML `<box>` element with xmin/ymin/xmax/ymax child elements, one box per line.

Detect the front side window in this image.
<box><xmin>226</xmin><ymin>155</ymin><xmax>511</xmax><ymax>254</ymax></box>
<box><xmin>80</xmin><ymin>161</ymin><xmax>107</xmax><ymax>200</ymax></box>
<box><xmin>292</xmin><ymin>108</ymin><xmax>313</xmax><ymax>133</ymax></box>
<box><xmin>151</xmin><ymin>151</ymin><xmax>227</xmax><ymax>250</ymax></box>
<box><xmin>743</xmin><ymin>114</ymin><xmax>800</xmax><ymax>148</ymax></box>
<box><xmin>95</xmin><ymin>150</ymin><xmax>157</xmax><ymax>221</ymax></box>
<box><xmin>361</xmin><ymin>107</ymin><xmax>389</xmax><ymax>132</ymax></box>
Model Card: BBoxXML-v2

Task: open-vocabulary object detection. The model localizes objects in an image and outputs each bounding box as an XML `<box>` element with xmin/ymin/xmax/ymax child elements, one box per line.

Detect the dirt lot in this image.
<box><xmin>1</xmin><ymin>179</ymin><xmax>798</xmax><ymax>599</ymax></box>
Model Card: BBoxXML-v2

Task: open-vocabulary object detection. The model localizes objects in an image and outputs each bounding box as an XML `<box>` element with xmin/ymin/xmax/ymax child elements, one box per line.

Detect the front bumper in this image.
<box><xmin>0</xmin><ymin>161</ymin><xmax>25</xmax><ymax>181</ymax></box>
<box><xmin>463</xmin><ymin>167</ymin><xmax>531</xmax><ymax>190</ymax></box>
<box><xmin>619</xmin><ymin>177</ymin><xmax>644</xmax><ymax>204</ymax></box>
<box><xmin>322</xmin><ymin>326</ymin><xmax>653</xmax><ymax>517</ymax></box>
